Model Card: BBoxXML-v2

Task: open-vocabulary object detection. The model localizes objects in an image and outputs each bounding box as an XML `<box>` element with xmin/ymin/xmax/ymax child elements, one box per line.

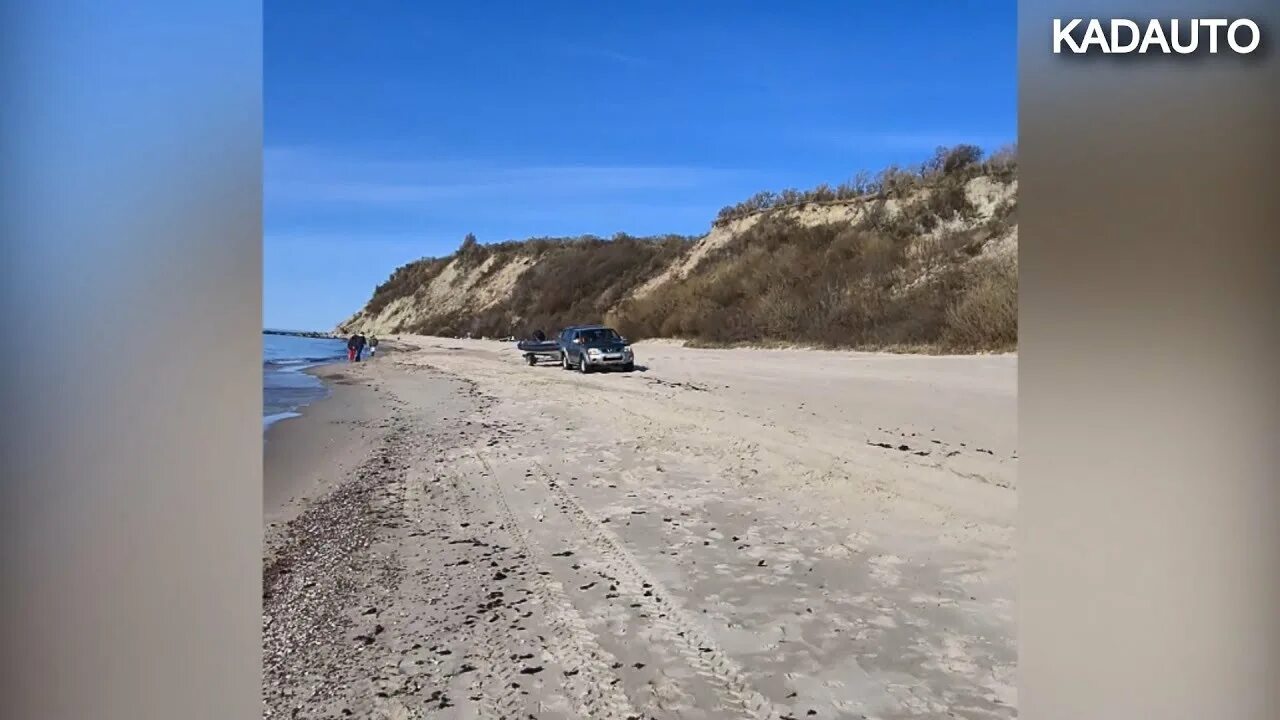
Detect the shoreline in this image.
<box><xmin>263</xmin><ymin>361</ymin><xmax>388</xmax><ymax>528</ymax></box>
<box><xmin>263</xmin><ymin>340</ymin><xmax>405</xmax><ymax>527</ymax></box>
<box><xmin>262</xmin><ymin>357</ymin><xmax>343</xmax><ymax>431</ymax></box>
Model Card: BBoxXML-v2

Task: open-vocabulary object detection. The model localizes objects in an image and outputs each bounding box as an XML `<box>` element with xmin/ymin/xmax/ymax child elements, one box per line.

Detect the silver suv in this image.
<box><xmin>557</xmin><ymin>325</ymin><xmax>635</xmax><ymax>373</ymax></box>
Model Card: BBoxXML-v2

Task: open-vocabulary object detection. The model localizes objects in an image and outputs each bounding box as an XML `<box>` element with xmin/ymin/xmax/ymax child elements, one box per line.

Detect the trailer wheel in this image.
<box><xmin>525</xmin><ymin>353</ymin><xmax>537</xmax><ymax>366</ymax></box>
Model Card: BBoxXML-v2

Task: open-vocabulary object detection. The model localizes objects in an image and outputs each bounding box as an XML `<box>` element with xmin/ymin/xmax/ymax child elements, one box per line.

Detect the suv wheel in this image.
<box><xmin>578</xmin><ymin>355</ymin><xmax>590</xmax><ymax>374</ymax></box>
<box><xmin>562</xmin><ymin>352</ymin><xmax>572</xmax><ymax>370</ymax></box>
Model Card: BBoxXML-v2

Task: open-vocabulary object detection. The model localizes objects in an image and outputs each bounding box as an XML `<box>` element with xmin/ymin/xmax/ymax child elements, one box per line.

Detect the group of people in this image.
<box><xmin>346</xmin><ymin>333</ymin><xmax>379</xmax><ymax>362</ymax></box>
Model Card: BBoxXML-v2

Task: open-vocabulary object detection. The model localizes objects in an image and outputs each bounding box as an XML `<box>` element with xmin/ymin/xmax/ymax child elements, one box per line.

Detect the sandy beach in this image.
<box><xmin>263</xmin><ymin>338</ymin><xmax>1016</xmax><ymax>719</ymax></box>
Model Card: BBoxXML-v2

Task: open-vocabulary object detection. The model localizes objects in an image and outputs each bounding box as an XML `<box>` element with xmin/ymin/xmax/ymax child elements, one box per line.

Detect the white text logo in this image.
<box><xmin>1053</xmin><ymin>18</ymin><xmax>1261</xmax><ymax>55</ymax></box>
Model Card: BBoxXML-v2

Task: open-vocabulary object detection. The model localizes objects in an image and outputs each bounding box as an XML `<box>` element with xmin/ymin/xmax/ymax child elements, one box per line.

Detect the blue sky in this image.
<box><xmin>265</xmin><ymin>1</ymin><xmax>1015</xmax><ymax>330</ymax></box>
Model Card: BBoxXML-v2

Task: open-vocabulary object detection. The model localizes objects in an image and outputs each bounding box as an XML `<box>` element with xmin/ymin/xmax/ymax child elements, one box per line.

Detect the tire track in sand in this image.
<box><xmin>416</xmin><ymin>458</ymin><xmax>532</xmax><ymax>720</ymax></box>
<box><xmin>526</xmin><ymin>458</ymin><xmax>784</xmax><ymax>720</ymax></box>
<box><xmin>463</xmin><ymin>448</ymin><xmax>643</xmax><ymax>720</ymax></box>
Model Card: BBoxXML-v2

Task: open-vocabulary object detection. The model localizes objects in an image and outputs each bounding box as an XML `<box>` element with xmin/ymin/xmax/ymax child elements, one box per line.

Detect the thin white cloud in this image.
<box><xmin>814</xmin><ymin>130</ymin><xmax>1014</xmax><ymax>152</ymax></box>
<box><xmin>265</xmin><ymin>148</ymin><xmax>747</xmax><ymax>206</ymax></box>
<box><xmin>557</xmin><ymin>44</ymin><xmax>648</xmax><ymax>67</ymax></box>
<box><xmin>265</xmin><ymin>230</ymin><xmax>433</xmax><ymax>246</ymax></box>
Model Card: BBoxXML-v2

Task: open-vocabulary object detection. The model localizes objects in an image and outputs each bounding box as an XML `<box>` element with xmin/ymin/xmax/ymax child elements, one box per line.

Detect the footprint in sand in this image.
<box><xmin>868</xmin><ymin>554</ymin><xmax>906</xmax><ymax>587</ymax></box>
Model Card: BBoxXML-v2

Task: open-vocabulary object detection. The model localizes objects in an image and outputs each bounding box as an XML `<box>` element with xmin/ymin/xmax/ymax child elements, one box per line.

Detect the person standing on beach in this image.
<box><xmin>346</xmin><ymin>334</ymin><xmax>360</xmax><ymax>362</ymax></box>
<box><xmin>368</xmin><ymin>336</ymin><xmax>379</xmax><ymax>358</ymax></box>
<box><xmin>353</xmin><ymin>333</ymin><xmax>367</xmax><ymax>362</ymax></box>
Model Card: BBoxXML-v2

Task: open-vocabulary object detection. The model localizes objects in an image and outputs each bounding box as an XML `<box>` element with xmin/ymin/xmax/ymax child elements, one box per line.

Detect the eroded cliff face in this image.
<box><xmin>340</xmin><ymin>172</ymin><xmax>1016</xmax><ymax>352</ymax></box>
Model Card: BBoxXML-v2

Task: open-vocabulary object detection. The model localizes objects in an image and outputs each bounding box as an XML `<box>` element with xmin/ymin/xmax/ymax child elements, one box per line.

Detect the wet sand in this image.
<box><xmin>263</xmin><ymin>338</ymin><xmax>1016</xmax><ymax>719</ymax></box>
<box><xmin>263</xmin><ymin>365</ymin><xmax>388</xmax><ymax>526</ymax></box>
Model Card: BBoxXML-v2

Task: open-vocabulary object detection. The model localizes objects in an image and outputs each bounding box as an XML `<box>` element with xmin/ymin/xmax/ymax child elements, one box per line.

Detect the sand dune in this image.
<box><xmin>263</xmin><ymin>338</ymin><xmax>1016</xmax><ymax>719</ymax></box>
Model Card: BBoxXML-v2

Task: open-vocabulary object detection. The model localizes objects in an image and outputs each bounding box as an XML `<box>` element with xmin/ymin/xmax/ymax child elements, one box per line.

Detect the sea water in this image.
<box><xmin>263</xmin><ymin>332</ymin><xmax>348</xmax><ymax>429</ymax></box>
